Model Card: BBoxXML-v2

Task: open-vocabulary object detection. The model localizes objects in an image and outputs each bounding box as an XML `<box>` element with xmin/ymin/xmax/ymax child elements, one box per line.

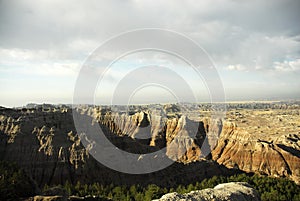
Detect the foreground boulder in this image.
<box><xmin>153</xmin><ymin>182</ymin><xmax>261</xmax><ymax>201</ymax></box>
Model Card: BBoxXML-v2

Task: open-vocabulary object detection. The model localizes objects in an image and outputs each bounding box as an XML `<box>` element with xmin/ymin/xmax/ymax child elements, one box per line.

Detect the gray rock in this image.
<box><xmin>153</xmin><ymin>182</ymin><xmax>261</xmax><ymax>201</ymax></box>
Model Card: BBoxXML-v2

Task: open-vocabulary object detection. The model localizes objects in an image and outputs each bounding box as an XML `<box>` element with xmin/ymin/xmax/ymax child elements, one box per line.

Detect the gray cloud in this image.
<box><xmin>0</xmin><ymin>0</ymin><xmax>300</xmax><ymax>106</ymax></box>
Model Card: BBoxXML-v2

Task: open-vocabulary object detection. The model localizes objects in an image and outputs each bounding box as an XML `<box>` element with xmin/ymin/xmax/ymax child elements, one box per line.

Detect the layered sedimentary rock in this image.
<box><xmin>0</xmin><ymin>113</ymin><xmax>21</xmax><ymax>143</ymax></box>
<box><xmin>0</xmin><ymin>105</ymin><xmax>238</xmax><ymax>187</ymax></box>
<box><xmin>212</xmin><ymin>113</ymin><xmax>300</xmax><ymax>184</ymax></box>
<box><xmin>153</xmin><ymin>182</ymin><xmax>261</xmax><ymax>201</ymax></box>
<box><xmin>0</xmin><ymin>103</ymin><xmax>299</xmax><ymax>186</ymax></box>
<box><xmin>0</xmin><ymin>107</ymin><xmax>86</xmax><ymax>185</ymax></box>
<box><xmin>74</xmin><ymin>104</ymin><xmax>300</xmax><ymax>184</ymax></box>
<box><xmin>84</xmin><ymin>106</ymin><xmax>213</xmax><ymax>162</ymax></box>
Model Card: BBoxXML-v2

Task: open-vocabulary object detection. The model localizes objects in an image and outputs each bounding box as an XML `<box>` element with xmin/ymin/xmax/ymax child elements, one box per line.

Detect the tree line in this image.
<box><xmin>1</xmin><ymin>160</ymin><xmax>300</xmax><ymax>201</ymax></box>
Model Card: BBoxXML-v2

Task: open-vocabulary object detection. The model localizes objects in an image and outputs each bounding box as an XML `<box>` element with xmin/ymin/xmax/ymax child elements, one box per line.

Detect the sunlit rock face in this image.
<box><xmin>0</xmin><ymin>103</ymin><xmax>299</xmax><ymax>186</ymax></box>
<box><xmin>90</xmin><ymin>107</ymin><xmax>211</xmax><ymax>162</ymax></box>
<box><xmin>153</xmin><ymin>182</ymin><xmax>261</xmax><ymax>201</ymax></box>
<box><xmin>212</xmin><ymin>114</ymin><xmax>300</xmax><ymax>184</ymax></box>
<box><xmin>0</xmin><ymin>105</ymin><xmax>237</xmax><ymax>187</ymax></box>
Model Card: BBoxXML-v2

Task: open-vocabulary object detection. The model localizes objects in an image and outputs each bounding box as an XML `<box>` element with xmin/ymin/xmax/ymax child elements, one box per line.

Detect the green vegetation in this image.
<box><xmin>1</xmin><ymin>160</ymin><xmax>299</xmax><ymax>201</ymax></box>
<box><xmin>0</xmin><ymin>161</ymin><xmax>36</xmax><ymax>201</ymax></box>
<box><xmin>44</xmin><ymin>173</ymin><xmax>300</xmax><ymax>201</ymax></box>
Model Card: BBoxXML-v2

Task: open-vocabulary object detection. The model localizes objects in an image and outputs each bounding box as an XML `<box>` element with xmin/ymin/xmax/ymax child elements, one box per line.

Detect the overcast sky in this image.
<box><xmin>0</xmin><ymin>0</ymin><xmax>300</xmax><ymax>107</ymax></box>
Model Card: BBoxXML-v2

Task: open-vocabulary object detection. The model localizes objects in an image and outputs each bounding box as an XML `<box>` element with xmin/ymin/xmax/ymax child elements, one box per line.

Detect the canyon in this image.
<box><xmin>0</xmin><ymin>102</ymin><xmax>299</xmax><ymax>188</ymax></box>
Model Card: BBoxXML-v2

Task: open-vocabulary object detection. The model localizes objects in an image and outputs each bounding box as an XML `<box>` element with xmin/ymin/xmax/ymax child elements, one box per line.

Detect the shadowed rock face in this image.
<box><xmin>0</xmin><ymin>105</ymin><xmax>239</xmax><ymax>187</ymax></box>
<box><xmin>0</xmin><ymin>103</ymin><xmax>299</xmax><ymax>187</ymax></box>
<box><xmin>91</xmin><ymin>105</ymin><xmax>300</xmax><ymax>184</ymax></box>
<box><xmin>92</xmin><ymin>108</ymin><xmax>214</xmax><ymax>162</ymax></box>
<box><xmin>153</xmin><ymin>182</ymin><xmax>261</xmax><ymax>201</ymax></box>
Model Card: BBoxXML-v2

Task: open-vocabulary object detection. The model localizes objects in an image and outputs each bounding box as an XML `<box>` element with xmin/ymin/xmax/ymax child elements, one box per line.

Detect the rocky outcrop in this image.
<box><xmin>0</xmin><ymin>105</ymin><xmax>240</xmax><ymax>187</ymax></box>
<box><xmin>33</xmin><ymin>126</ymin><xmax>55</xmax><ymax>156</ymax></box>
<box><xmin>88</xmin><ymin>104</ymin><xmax>300</xmax><ymax>184</ymax></box>
<box><xmin>0</xmin><ymin>107</ymin><xmax>88</xmax><ymax>185</ymax></box>
<box><xmin>67</xmin><ymin>131</ymin><xmax>90</xmax><ymax>169</ymax></box>
<box><xmin>0</xmin><ymin>103</ymin><xmax>299</xmax><ymax>187</ymax></box>
<box><xmin>212</xmin><ymin>121</ymin><xmax>300</xmax><ymax>184</ymax></box>
<box><xmin>153</xmin><ymin>182</ymin><xmax>261</xmax><ymax>201</ymax></box>
<box><xmin>86</xmin><ymin>107</ymin><xmax>211</xmax><ymax>162</ymax></box>
<box><xmin>165</xmin><ymin>116</ymin><xmax>204</xmax><ymax>162</ymax></box>
<box><xmin>0</xmin><ymin>114</ymin><xmax>21</xmax><ymax>143</ymax></box>
<box><xmin>99</xmin><ymin>111</ymin><xmax>153</xmax><ymax>140</ymax></box>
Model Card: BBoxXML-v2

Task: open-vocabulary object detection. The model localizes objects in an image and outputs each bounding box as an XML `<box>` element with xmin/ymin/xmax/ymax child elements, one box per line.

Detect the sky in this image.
<box><xmin>0</xmin><ymin>0</ymin><xmax>300</xmax><ymax>107</ymax></box>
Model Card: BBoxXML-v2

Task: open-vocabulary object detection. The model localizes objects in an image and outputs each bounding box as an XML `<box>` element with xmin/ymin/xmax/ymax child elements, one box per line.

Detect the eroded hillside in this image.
<box><xmin>0</xmin><ymin>102</ymin><xmax>299</xmax><ymax>187</ymax></box>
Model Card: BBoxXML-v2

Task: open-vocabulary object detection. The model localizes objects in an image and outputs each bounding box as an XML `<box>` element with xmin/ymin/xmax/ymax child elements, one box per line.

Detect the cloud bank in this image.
<box><xmin>0</xmin><ymin>0</ymin><xmax>299</xmax><ymax>106</ymax></box>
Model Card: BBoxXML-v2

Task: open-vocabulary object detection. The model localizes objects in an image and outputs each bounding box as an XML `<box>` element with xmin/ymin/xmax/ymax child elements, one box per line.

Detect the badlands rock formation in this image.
<box><xmin>153</xmin><ymin>182</ymin><xmax>261</xmax><ymax>201</ymax></box>
<box><xmin>212</xmin><ymin>108</ymin><xmax>300</xmax><ymax>184</ymax></box>
<box><xmin>82</xmin><ymin>103</ymin><xmax>300</xmax><ymax>183</ymax></box>
<box><xmin>0</xmin><ymin>105</ymin><xmax>238</xmax><ymax>187</ymax></box>
<box><xmin>84</xmin><ymin>105</ymin><xmax>221</xmax><ymax>162</ymax></box>
<box><xmin>0</xmin><ymin>102</ymin><xmax>299</xmax><ymax>186</ymax></box>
